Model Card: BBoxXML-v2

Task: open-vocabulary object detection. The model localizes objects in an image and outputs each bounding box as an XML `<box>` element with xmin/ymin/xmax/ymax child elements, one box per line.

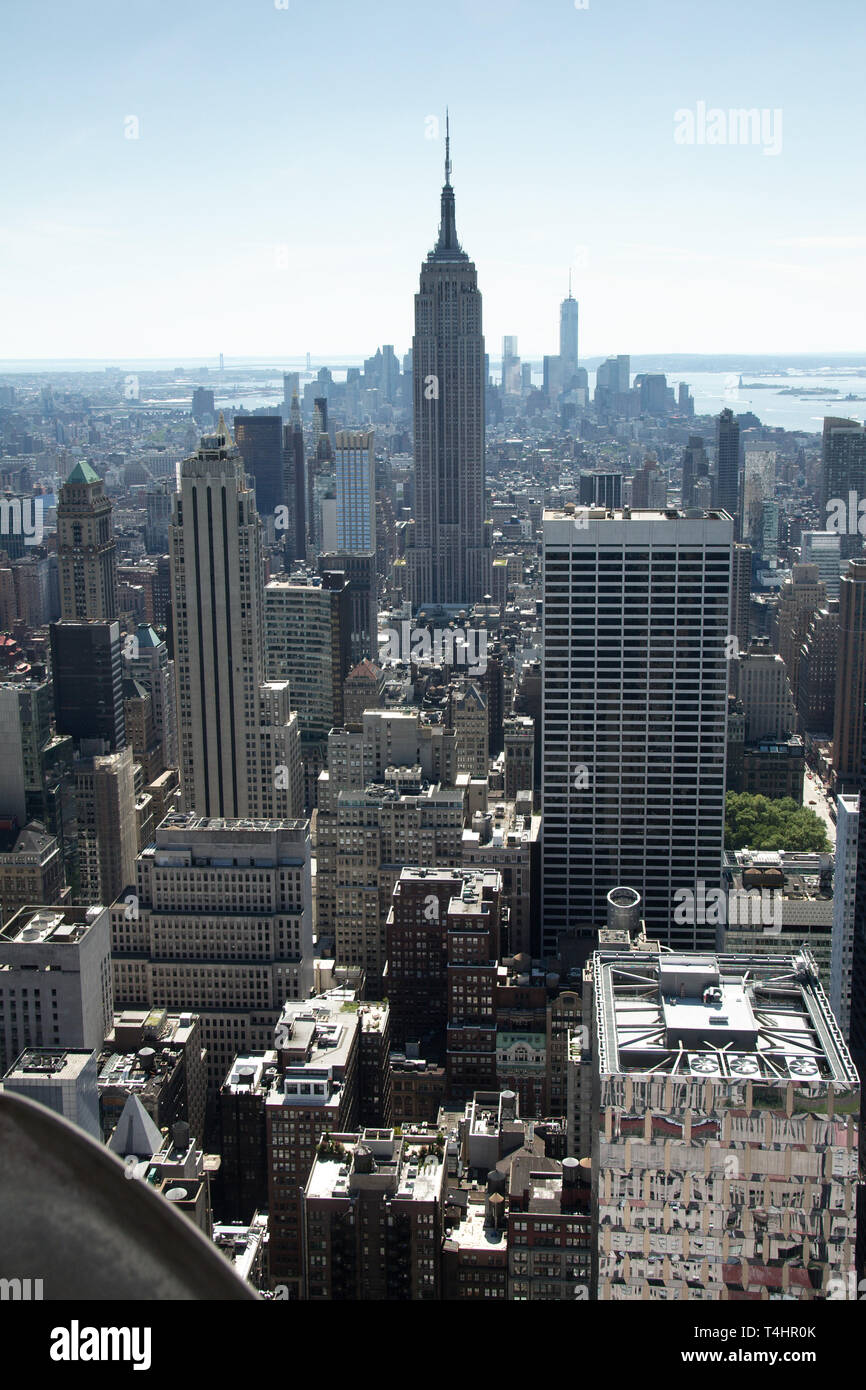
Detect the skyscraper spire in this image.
<box><xmin>568</xmin><ymin>267</ymin><xmax>572</xmax><ymax>298</ymax></box>
<box><xmin>433</xmin><ymin>109</ymin><xmax>465</xmax><ymax>259</ymax></box>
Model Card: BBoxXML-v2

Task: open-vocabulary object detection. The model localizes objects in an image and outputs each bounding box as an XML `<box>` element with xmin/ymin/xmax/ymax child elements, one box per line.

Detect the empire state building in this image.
<box><xmin>409</xmin><ymin>120</ymin><xmax>490</xmax><ymax>609</ymax></box>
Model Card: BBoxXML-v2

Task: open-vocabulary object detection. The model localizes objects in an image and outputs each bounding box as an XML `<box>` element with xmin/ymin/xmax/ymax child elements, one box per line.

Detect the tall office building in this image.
<box><xmin>282</xmin><ymin>372</ymin><xmax>300</xmax><ymax>415</ymax></box>
<box><xmin>317</xmin><ymin>551</ymin><xmax>378</xmax><ymax>668</ymax></box>
<box><xmin>56</xmin><ymin>460</ymin><xmax>117</xmax><ymax>621</ymax></box>
<box><xmin>715</xmin><ymin>407</ymin><xmax>740</xmax><ymax>526</ymax></box>
<box><xmin>335</xmin><ymin>429</ymin><xmax>375</xmax><ymax>553</ymax></box>
<box><xmin>409</xmin><ymin>120</ymin><xmax>490</xmax><ymax>609</ymax></box>
<box><xmin>801</xmin><ymin>529</ymin><xmax>843</xmax><ymax>599</ymax></box>
<box><xmin>50</xmin><ymin>619</ymin><xmax>126</xmax><ymax>753</ymax></box>
<box><xmin>776</xmin><ymin>562</ymin><xmax>826</xmax><ymax>699</ymax></box>
<box><xmin>542</xmin><ymin>507</ymin><xmax>732</xmax><ymax>954</ymax></box>
<box><xmin>578</xmin><ymin>472</ymin><xmax>622</xmax><ymax>510</ymax></box>
<box><xmin>821</xmin><ymin>417</ymin><xmax>866</xmax><ymax>561</ymax></box>
<box><xmin>681</xmin><ymin>435</ymin><xmax>708</xmax><ymax>508</ymax></box>
<box><xmin>191</xmin><ymin>387</ymin><xmax>215</xmax><ymax>424</ymax></box>
<box><xmin>124</xmin><ymin>623</ymin><xmax>178</xmax><ymax>773</ymax></box>
<box><xmin>735</xmin><ymin>639</ymin><xmax>797</xmax><ymax>741</ymax></box>
<box><xmin>233</xmin><ymin>414</ymin><xmax>284</xmax><ymax>519</ymax></box>
<box><xmin>797</xmin><ymin>601</ymin><xmax>839</xmax><ymax>737</ymax></box>
<box><xmin>501</xmin><ymin>335</ymin><xmax>521</xmax><ymax>394</ymax></box>
<box><xmin>741</xmin><ymin>446</ymin><xmax>776</xmax><ymax>549</ymax></box>
<box><xmin>559</xmin><ymin>283</ymin><xmax>579</xmax><ymax>383</ymax></box>
<box><xmin>281</xmin><ymin>394</ymin><xmax>307</xmax><ymax>566</ymax></box>
<box><xmin>832</xmin><ymin>794</ymin><xmax>860</xmax><ymax>1041</ymax></box>
<box><xmin>595</xmin><ymin>356</ymin><xmax>630</xmax><ymax>395</ymax></box>
<box><xmin>74</xmin><ymin>746</ymin><xmax>140</xmax><ymax>907</ymax></box>
<box><xmin>169</xmin><ymin>419</ymin><xmax>301</xmax><ymax>819</ymax></box>
<box><xmin>145</xmin><ymin>478</ymin><xmax>175</xmax><ymax>554</ymax></box>
<box><xmin>832</xmin><ymin>561</ymin><xmax>866</xmax><ymax>791</ymax></box>
<box><xmin>264</xmin><ymin>571</ymin><xmax>352</xmax><ymax>744</ymax></box>
<box><xmin>730</xmin><ymin>541</ymin><xmax>751</xmax><ymax>655</ymax></box>
<box><xmin>592</xmin><ymin>947</ymin><xmax>859</xmax><ymax>1300</ymax></box>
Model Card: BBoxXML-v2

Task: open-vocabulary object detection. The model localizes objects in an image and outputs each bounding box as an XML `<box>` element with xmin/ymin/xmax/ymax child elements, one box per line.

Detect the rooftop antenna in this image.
<box><xmin>568</xmin><ymin>267</ymin><xmax>572</xmax><ymax>298</ymax></box>
<box><xmin>445</xmin><ymin>108</ymin><xmax>451</xmax><ymax>186</ymax></box>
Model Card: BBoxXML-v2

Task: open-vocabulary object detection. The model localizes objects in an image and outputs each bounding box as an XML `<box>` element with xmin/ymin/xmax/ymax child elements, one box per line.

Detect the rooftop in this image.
<box><xmin>1</xmin><ymin>905</ymin><xmax>102</xmax><ymax>947</ymax></box>
<box><xmin>444</xmin><ymin>1199</ymin><xmax>506</xmax><ymax>1252</ymax></box>
<box><xmin>4</xmin><ymin>1047</ymin><xmax>95</xmax><ymax>1083</ymax></box>
<box><xmin>306</xmin><ymin>1130</ymin><xmax>445</xmax><ymax>1204</ymax></box>
<box><xmin>65</xmin><ymin>459</ymin><xmax>101</xmax><ymax>486</ymax></box>
<box><xmin>595</xmin><ymin>949</ymin><xmax>858</xmax><ymax>1085</ymax></box>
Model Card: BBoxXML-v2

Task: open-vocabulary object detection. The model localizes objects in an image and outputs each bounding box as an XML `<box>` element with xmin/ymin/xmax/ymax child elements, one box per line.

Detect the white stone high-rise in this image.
<box><xmin>169</xmin><ymin>418</ymin><xmax>301</xmax><ymax>819</ymax></box>
<box><xmin>409</xmin><ymin>118</ymin><xmax>490</xmax><ymax>609</ymax></box>
<box><xmin>541</xmin><ymin>506</ymin><xmax>733</xmax><ymax>954</ymax></box>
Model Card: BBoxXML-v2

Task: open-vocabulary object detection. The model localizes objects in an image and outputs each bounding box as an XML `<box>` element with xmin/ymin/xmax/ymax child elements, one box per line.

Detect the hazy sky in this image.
<box><xmin>2</xmin><ymin>0</ymin><xmax>865</xmax><ymax>361</ymax></box>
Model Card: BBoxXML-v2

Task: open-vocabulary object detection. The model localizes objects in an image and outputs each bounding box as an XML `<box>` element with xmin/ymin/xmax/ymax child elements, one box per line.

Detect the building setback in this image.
<box><xmin>110</xmin><ymin>814</ymin><xmax>314</xmax><ymax>1089</ymax></box>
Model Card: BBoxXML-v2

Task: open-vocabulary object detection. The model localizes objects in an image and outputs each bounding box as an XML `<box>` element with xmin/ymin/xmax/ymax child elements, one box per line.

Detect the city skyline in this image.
<box><xmin>2</xmin><ymin>0</ymin><xmax>865</xmax><ymax>1321</ymax></box>
<box><xmin>2</xmin><ymin>0</ymin><xmax>865</xmax><ymax>359</ymax></box>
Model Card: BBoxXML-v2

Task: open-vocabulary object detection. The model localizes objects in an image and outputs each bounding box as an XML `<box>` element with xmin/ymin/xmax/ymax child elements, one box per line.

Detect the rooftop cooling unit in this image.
<box><xmin>786</xmin><ymin>1056</ymin><xmax>820</xmax><ymax>1080</ymax></box>
<box><xmin>728</xmin><ymin>1056</ymin><xmax>761</xmax><ymax>1078</ymax></box>
<box><xmin>687</xmin><ymin>1055</ymin><xmax>723</xmax><ymax>1077</ymax></box>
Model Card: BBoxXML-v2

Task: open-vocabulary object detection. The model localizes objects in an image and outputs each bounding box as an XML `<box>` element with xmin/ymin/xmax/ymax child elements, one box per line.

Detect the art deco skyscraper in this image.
<box><xmin>169</xmin><ymin>417</ymin><xmax>302</xmax><ymax>819</ymax></box>
<box><xmin>409</xmin><ymin>119</ymin><xmax>489</xmax><ymax>608</ymax></box>
<box><xmin>57</xmin><ymin>460</ymin><xmax>117</xmax><ymax>620</ymax></box>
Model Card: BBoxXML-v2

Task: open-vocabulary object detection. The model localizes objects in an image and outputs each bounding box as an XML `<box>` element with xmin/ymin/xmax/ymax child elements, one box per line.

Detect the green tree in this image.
<box><xmin>724</xmin><ymin>793</ymin><xmax>830</xmax><ymax>852</ymax></box>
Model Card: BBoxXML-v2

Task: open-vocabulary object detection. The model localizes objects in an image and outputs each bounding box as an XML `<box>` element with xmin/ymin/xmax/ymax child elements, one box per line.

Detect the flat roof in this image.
<box><xmin>595</xmin><ymin>949</ymin><xmax>859</xmax><ymax>1085</ymax></box>
<box><xmin>5</xmin><ymin>1047</ymin><xmax>95</xmax><ymax>1082</ymax></box>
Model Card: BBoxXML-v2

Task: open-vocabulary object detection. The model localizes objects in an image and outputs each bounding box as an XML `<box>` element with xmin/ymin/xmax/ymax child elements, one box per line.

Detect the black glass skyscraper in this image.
<box><xmin>233</xmin><ymin>413</ymin><xmax>284</xmax><ymax>519</ymax></box>
<box><xmin>716</xmin><ymin>407</ymin><xmax>740</xmax><ymax>527</ymax></box>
